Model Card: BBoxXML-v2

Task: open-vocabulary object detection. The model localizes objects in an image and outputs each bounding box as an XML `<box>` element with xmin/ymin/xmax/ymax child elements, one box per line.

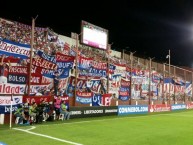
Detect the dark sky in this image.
<box><xmin>2</xmin><ymin>0</ymin><xmax>193</xmax><ymax>67</ymax></box>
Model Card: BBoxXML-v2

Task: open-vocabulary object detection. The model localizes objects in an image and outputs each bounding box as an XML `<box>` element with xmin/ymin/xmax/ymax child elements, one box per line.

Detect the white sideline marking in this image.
<box><xmin>26</xmin><ymin>126</ymin><xmax>36</xmax><ymax>131</ymax></box>
<box><xmin>13</xmin><ymin>127</ymin><xmax>83</xmax><ymax>145</ymax></box>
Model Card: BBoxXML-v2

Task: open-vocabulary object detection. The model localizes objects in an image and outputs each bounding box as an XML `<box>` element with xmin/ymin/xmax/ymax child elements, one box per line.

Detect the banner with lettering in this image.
<box><xmin>88</xmin><ymin>61</ymin><xmax>107</xmax><ymax>78</ymax></box>
<box><xmin>92</xmin><ymin>94</ymin><xmax>102</xmax><ymax>106</ymax></box>
<box><xmin>56</xmin><ymin>52</ymin><xmax>75</xmax><ymax>69</ymax></box>
<box><xmin>0</xmin><ymin>83</ymin><xmax>24</xmax><ymax>94</ymax></box>
<box><xmin>0</xmin><ymin>38</ymin><xmax>30</xmax><ymax>58</ymax></box>
<box><xmin>37</xmin><ymin>50</ymin><xmax>56</xmax><ymax>63</ymax></box>
<box><xmin>0</xmin><ymin>83</ymin><xmax>51</xmax><ymax>95</ymax></box>
<box><xmin>109</xmin><ymin>74</ymin><xmax>121</xmax><ymax>98</ymax></box>
<box><xmin>78</xmin><ymin>56</ymin><xmax>92</xmax><ymax>70</ymax></box>
<box><xmin>87</xmin><ymin>79</ymin><xmax>101</xmax><ymax>93</ymax></box>
<box><xmin>0</xmin><ymin>96</ymin><xmax>23</xmax><ymax>114</ymax></box>
<box><xmin>119</xmin><ymin>78</ymin><xmax>130</xmax><ymax>100</ymax></box>
<box><xmin>23</xmin><ymin>95</ymin><xmax>51</xmax><ymax>105</ymax></box>
<box><xmin>7</xmin><ymin>74</ymin><xmax>27</xmax><ymax>84</ymax></box>
<box><xmin>76</xmin><ymin>91</ymin><xmax>93</xmax><ymax>104</ymax></box>
<box><xmin>66</xmin><ymin>76</ymin><xmax>87</xmax><ymax>97</ymax></box>
<box><xmin>102</xmin><ymin>93</ymin><xmax>112</xmax><ymax>106</ymax></box>
<box><xmin>114</xmin><ymin>63</ymin><xmax>126</xmax><ymax>77</ymax></box>
<box><xmin>32</xmin><ymin>56</ymin><xmax>57</xmax><ymax>70</ymax></box>
<box><xmin>119</xmin><ymin>90</ymin><xmax>129</xmax><ymax>101</ymax></box>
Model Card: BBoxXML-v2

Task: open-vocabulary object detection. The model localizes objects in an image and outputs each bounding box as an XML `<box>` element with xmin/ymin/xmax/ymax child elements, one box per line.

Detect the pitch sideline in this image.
<box><xmin>13</xmin><ymin>126</ymin><xmax>83</xmax><ymax>145</ymax></box>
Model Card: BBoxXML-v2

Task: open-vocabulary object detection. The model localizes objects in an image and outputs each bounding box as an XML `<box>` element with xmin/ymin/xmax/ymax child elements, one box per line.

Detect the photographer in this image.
<box><xmin>14</xmin><ymin>104</ymin><xmax>25</xmax><ymax>124</ymax></box>
<box><xmin>29</xmin><ymin>102</ymin><xmax>38</xmax><ymax>124</ymax></box>
<box><xmin>39</xmin><ymin>100</ymin><xmax>50</xmax><ymax>122</ymax></box>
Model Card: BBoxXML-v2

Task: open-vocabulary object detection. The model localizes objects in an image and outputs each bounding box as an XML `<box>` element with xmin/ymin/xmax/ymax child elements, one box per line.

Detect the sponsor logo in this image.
<box><xmin>84</xmin><ymin>110</ymin><xmax>103</xmax><ymax>114</ymax></box>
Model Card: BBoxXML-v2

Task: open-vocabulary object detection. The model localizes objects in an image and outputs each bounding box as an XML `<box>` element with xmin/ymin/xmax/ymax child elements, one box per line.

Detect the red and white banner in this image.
<box><xmin>23</xmin><ymin>95</ymin><xmax>52</xmax><ymax>105</ymax></box>
<box><xmin>149</xmin><ymin>104</ymin><xmax>171</xmax><ymax>113</ymax></box>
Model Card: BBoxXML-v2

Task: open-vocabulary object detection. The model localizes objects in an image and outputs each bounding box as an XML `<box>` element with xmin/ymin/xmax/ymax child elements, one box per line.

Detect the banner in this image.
<box><xmin>149</xmin><ymin>104</ymin><xmax>171</xmax><ymax>113</ymax></box>
<box><xmin>9</xmin><ymin>66</ymin><xmax>28</xmax><ymax>74</ymax></box>
<box><xmin>114</xmin><ymin>63</ymin><xmax>126</xmax><ymax>77</ymax></box>
<box><xmin>109</xmin><ymin>64</ymin><xmax>116</xmax><ymax>74</ymax></box>
<box><xmin>88</xmin><ymin>61</ymin><xmax>107</xmax><ymax>77</ymax></box>
<box><xmin>185</xmin><ymin>82</ymin><xmax>192</xmax><ymax>96</ymax></box>
<box><xmin>0</xmin><ymin>83</ymin><xmax>23</xmax><ymax>94</ymax></box>
<box><xmin>92</xmin><ymin>94</ymin><xmax>102</xmax><ymax>106</ymax></box>
<box><xmin>58</xmin><ymin>78</ymin><xmax>68</xmax><ymax>90</ymax></box>
<box><xmin>102</xmin><ymin>94</ymin><xmax>112</xmax><ymax>106</ymax></box>
<box><xmin>78</xmin><ymin>56</ymin><xmax>92</xmax><ymax>70</ymax></box>
<box><xmin>7</xmin><ymin>74</ymin><xmax>27</xmax><ymax>84</ymax></box>
<box><xmin>37</xmin><ymin>50</ymin><xmax>56</xmax><ymax>63</ymax></box>
<box><xmin>88</xmin><ymin>79</ymin><xmax>101</xmax><ymax>93</ymax></box>
<box><xmin>0</xmin><ymin>38</ymin><xmax>30</xmax><ymax>58</ymax></box>
<box><xmin>69</xmin><ymin>106</ymin><xmax>118</xmax><ymax>119</ymax></box>
<box><xmin>109</xmin><ymin>74</ymin><xmax>121</xmax><ymax>98</ymax></box>
<box><xmin>186</xmin><ymin>103</ymin><xmax>193</xmax><ymax>109</ymax></box>
<box><xmin>23</xmin><ymin>95</ymin><xmax>51</xmax><ymax>104</ymax></box>
<box><xmin>56</xmin><ymin>52</ymin><xmax>75</xmax><ymax>63</ymax></box>
<box><xmin>0</xmin><ymin>96</ymin><xmax>23</xmax><ymax>114</ymax></box>
<box><xmin>118</xmin><ymin>105</ymin><xmax>148</xmax><ymax>115</ymax></box>
<box><xmin>32</xmin><ymin>56</ymin><xmax>57</xmax><ymax>70</ymax></box>
<box><xmin>76</xmin><ymin>91</ymin><xmax>93</xmax><ymax>104</ymax></box>
<box><xmin>119</xmin><ymin>90</ymin><xmax>129</xmax><ymax>101</ymax></box>
<box><xmin>171</xmin><ymin>104</ymin><xmax>186</xmax><ymax>111</ymax></box>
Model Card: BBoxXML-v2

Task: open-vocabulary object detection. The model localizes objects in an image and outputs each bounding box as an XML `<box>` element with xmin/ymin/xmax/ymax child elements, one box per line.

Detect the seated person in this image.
<box><xmin>29</xmin><ymin>102</ymin><xmax>38</xmax><ymax>123</ymax></box>
<box><xmin>60</xmin><ymin>100</ymin><xmax>70</xmax><ymax>120</ymax></box>
<box><xmin>14</xmin><ymin>104</ymin><xmax>25</xmax><ymax>124</ymax></box>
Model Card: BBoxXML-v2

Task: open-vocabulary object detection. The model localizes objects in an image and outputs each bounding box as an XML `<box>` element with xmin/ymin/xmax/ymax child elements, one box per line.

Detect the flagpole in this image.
<box><xmin>148</xmin><ymin>57</ymin><xmax>154</xmax><ymax>105</ymax></box>
<box><xmin>174</xmin><ymin>66</ymin><xmax>176</xmax><ymax>104</ymax></box>
<box><xmin>28</xmin><ymin>16</ymin><xmax>38</xmax><ymax>95</ymax></box>
<box><xmin>184</xmin><ymin>70</ymin><xmax>186</xmax><ymax>104</ymax></box>
<box><xmin>74</xmin><ymin>33</ymin><xmax>79</xmax><ymax>106</ymax></box>
<box><xmin>163</xmin><ymin>63</ymin><xmax>165</xmax><ymax>104</ymax></box>
<box><xmin>129</xmin><ymin>51</ymin><xmax>136</xmax><ymax>105</ymax></box>
<box><xmin>9</xmin><ymin>93</ymin><xmax>13</xmax><ymax>129</ymax></box>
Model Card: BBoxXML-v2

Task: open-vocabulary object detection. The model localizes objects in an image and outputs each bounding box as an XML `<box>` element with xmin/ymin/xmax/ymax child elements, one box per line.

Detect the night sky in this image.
<box><xmin>2</xmin><ymin>0</ymin><xmax>193</xmax><ymax>67</ymax></box>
